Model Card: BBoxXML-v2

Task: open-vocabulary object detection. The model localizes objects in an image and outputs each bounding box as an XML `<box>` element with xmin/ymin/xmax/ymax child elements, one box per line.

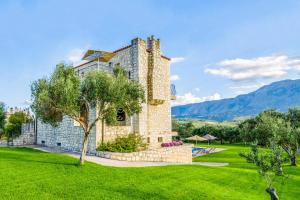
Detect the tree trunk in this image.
<box><xmin>101</xmin><ymin>118</ymin><xmax>105</xmax><ymax>144</ymax></box>
<box><xmin>80</xmin><ymin>133</ymin><xmax>90</xmax><ymax>165</ymax></box>
<box><xmin>290</xmin><ymin>155</ymin><xmax>297</xmax><ymax>166</ymax></box>
<box><xmin>266</xmin><ymin>187</ymin><xmax>279</xmax><ymax>200</ymax></box>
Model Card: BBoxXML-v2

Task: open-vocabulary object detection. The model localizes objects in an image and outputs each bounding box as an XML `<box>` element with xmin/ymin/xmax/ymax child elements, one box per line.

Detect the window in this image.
<box><xmin>147</xmin><ymin>137</ymin><xmax>150</xmax><ymax>143</ymax></box>
<box><xmin>41</xmin><ymin>141</ymin><xmax>45</xmax><ymax>145</ymax></box>
<box><xmin>109</xmin><ymin>62</ymin><xmax>113</xmax><ymax>67</ymax></box>
<box><xmin>81</xmin><ymin>71</ymin><xmax>84</xmax><ymax>77</ymax></box>
<box><xmin>117</xmin><ymin>108</ymin><xmax>126</xmax><ymax>121</ymax></box>
<box><xmin>57</xmin><ymin>143</ymin><xmax>61</xmax><ymax>147</ymax></box>
<box><xmin>128</xmin><ymin>71</ymin><xmax>131</xmax><ymax>79</ymax></box>
<box><xmin>158</xmin><ymin>137</ymin><xmax>163</xmax><ymax>143</ymax></box>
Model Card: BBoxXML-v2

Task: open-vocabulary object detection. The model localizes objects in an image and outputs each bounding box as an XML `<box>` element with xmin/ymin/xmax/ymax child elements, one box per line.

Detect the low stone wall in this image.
<box><xmin>0</xmin><ymin>140</ymin><xmax>7</xmax><ymax>146</ymax></box>
<box><xmin>96</xmin><ymin>144</ymin><xmax>193</xmax><ymax>164</ymax></box>
<box><xmin>0</xmin><ymin>123</ymin><xmax>36</xmax><ymax>146</ymax></box>
<box><xmin>12</xmin><ymin>132</ymin><xmax>35</xmax><ymax>146</ymax></box>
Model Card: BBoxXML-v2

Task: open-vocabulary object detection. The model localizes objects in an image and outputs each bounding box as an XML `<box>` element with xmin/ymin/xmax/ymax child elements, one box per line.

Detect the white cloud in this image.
<box><xmin>194</xmin><ymin>87</ymin><xmax>200</xmax><ymax>92</ymax></box>
<box><xmin>171</xmin><ymin>57</ymin><xmax>185</xmax><ymax>64</ymax></box>
<box><xmin>205</xmin><ymin>55</ymin><xmax>300</xmax><ymax>81</ymax></box>
<box><xmin>172</xmin><ymin>92</ymin><xmax>221</xmax><ymax>106</ymax></box>
<box><xmin>170</xmin><ymin>74</ymin><xmax>180</xmax><ymax>81</ymax></box>
<box><xmin>66</xmin><ymin>46</ymin><xmax>90</xmax><ymax>66</ymax></box>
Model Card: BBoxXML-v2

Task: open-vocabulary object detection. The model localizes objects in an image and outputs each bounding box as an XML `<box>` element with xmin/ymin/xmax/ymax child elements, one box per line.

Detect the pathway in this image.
<box><xmin>7</xmin><ymin>145</ymin><xmax>230</xmax><ymax>168</ymax></box>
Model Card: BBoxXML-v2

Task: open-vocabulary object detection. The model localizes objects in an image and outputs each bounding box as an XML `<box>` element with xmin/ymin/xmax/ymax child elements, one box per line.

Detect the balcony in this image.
<box><xmin>170</xmin><ymin>84</ymin><xmax>176</xmax><ymax>100</ymax></box>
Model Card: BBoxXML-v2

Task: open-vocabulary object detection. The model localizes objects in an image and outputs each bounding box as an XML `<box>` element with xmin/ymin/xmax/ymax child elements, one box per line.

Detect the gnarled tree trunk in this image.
<box><xmin>80</xmin><ymin>132</ymin><xmax>90</xmax><ymax>165</ymax></box>
<box><xmin>290</xmin><ymin>155</ymin><xmax>297</xmax><ymax>166</ymax></box>
<box><xmin>101</xmin><ymin>118</ymin><xmax>105</xmax><ymax>144</ymax></box>
<box><xmin>266</xmin><ymin>187</ymin><xmax>279</xmax><ymax>200</ymax></box>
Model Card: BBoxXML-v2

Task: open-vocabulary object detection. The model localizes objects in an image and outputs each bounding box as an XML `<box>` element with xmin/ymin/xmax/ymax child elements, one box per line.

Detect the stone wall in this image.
<box><xmin>0</xmin><ymin>123</ymin><xmax>36</xmax><ymax>146</ymax></box>
<box><xmin>37</xmin><ymin>110</ymin><xmax>97</xmax><ymax>153</ymax></box>
<box><xmin>96</xmin><ymin>144</ymin><xmax>193</xmax><ymax>164</ymax></box>
<box><xmin>36</xmin><ymin>36</ymin><xmax>175</xmax><ymax>152</ymax></box>
<box><xmin>0</xmin><ymin>140</ymin><xmax>6</xmax><ymax>145</ymax></box>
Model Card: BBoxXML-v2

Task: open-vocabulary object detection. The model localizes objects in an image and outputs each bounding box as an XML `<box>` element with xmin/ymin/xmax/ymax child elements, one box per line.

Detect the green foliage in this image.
<box><xmin>286</xmin><ymin>107</ymin><xmax>300</xmax><ymax>128</ymax></box>
<box><xmin>238</xmin><ymin>108</ymin><xmax>300</xmax><ymax>166</ymax></box>
<box><xmin>0</xmin><ymin>103</ymin><xmax>5</xmax><ymax>138</ymax></box>
<box><xmin>192</xmin><ymin>125</ymin><xmax>241</xmax><ymax>144</ymax></box>
<box><xmin>32</xmin><ymin>63</ymin><xmax>145</xmax><ymax>129</ymax></box>
<box><xmin>238</xmin><ymin>109</ymin><xmax>286</xmax><ymax>146</ymax></box>
<box><xmin>239</xmin><ymin>118</ymin><xmax>257</xmax><ymax>143</ymax></box>
<box><xmin>31</xmin><ymin>63</ymin><xmax>81</xmax><ymax>126</ymax></box>
<box><xmin>175</xmin><ymin>121</ymin><xmax>195</xmax><ymax>138</ymax></box>
<box><xmin>5</xmin><ymin>112</ymin><xmax>31</xmax><ymax>139</ymax></box>
<box><xmin>97</xmin><ymin>133</ymin><xmax>147</xmax><ymax>153</ymax></box>
<box><xmin>239</xmin><ymin>143</ymin><xmax>286</xmax><ymax>200</ymax></box>
<box><xmin>31</xmin><ymin>63</ymin><xmax>145</xmax><ymax>163</ymax></box>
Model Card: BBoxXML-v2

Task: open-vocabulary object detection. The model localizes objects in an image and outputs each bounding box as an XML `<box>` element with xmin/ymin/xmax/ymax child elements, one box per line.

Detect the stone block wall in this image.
<box><xmin>37</xmin><ymin>110</ymin><xmax>97</xmax><ymax>153</ymax></box>
<box><xmin>36</xmin><ymin>36</ymin><xmax>175</xmax><ymax>153</ymax></box>
<box><xmin>13</xmin><ymin>123</ymin><xmax>35</xmax><ymax>146</ymax></box>
<box><xmin>96</xmin><ymin>144</ymin><xmax>193</xmax><ymax>164</ymax></box>
<box><xmin>0</xmin><ymin>140</ymin><xmax>6</xmax><ymax>145</ymax></box>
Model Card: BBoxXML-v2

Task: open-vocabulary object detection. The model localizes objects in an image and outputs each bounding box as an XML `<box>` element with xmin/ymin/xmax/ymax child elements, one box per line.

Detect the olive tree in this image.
<box><xmin>258</xmin><ymin>112</ymin><xmax>299</xmax><ymax>166</ymax></box>
<box><xmin>5</xmin><ymin>111</ymin><xmax>32</xmax><ymax>140</ymax></box>
<box><xmin>31</xmin><ymin>63</ymin><xmax>145</xmax><ymax>164</ymax></box>
<box><xmin>0</xmin><ymin>103</ymin><xmax>6</xmax><ymax>138</ymax></box>
<box><xmin>240</xmin><ymin>143</ymin><xmax>286</xmax><ymax>200</ymax></box>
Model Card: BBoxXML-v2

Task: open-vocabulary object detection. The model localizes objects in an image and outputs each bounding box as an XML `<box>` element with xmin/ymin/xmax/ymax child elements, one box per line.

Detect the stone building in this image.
<box><xmin>36</xmin><ymin>36</ymin><xmax>176</xmax><ymax>153</ymax></box>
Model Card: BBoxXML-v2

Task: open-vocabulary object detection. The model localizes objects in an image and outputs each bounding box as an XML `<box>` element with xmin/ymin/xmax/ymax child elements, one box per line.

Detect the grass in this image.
<box><xmin>0</xmin><ymin>146</ymin><xmax>299</xmax><ymax>200</ymax></box>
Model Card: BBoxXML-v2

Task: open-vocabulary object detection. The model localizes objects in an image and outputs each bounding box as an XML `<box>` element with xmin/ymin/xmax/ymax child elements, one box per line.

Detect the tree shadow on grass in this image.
<box><xmin>4</xmin><ymin>157</ymin><xmax>79</xmax><ymax>166</ymax></box>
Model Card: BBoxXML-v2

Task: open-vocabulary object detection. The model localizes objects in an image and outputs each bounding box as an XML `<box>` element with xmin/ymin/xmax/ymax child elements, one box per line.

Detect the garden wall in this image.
<box><xmin>96</xmin><ymin>144</ymin><xmax>193</xmax><ymax>164</ymax></box>
<box><xmin>0</xmin><ymin>123</ymin><xmax>35</xmax><ymax>146</ymax></box>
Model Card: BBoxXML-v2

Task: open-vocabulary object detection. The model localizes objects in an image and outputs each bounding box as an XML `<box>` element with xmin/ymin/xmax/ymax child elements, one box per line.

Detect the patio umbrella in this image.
<box><xmin>203</xmin><ymin>134</ymin><xmax>217</xmax><ymax>145</ymax></box>
<box><xmin>186</xmin><ymin>135</ymin><xmax>207</xmax><ymax>145</ymax></box>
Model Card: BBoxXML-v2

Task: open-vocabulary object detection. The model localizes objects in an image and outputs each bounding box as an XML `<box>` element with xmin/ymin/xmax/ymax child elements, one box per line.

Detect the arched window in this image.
<box><xmin>117</xmin><ymin>108</ymin><xmax>126</xmax><ymax>121</ymax></box>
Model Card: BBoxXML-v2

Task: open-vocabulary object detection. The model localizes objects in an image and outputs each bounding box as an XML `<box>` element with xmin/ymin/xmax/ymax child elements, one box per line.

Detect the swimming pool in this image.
<box><xmin>192</xmin><ymin>147</ymin><xmax>205</xmax><ymax>153</ymax></box>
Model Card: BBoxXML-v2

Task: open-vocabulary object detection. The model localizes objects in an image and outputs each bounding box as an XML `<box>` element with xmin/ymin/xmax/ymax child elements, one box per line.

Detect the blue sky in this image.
<box><xmin>1</xmin><ymin>0</ymin><xmax>300</xmax><ymax>107</ymax></box>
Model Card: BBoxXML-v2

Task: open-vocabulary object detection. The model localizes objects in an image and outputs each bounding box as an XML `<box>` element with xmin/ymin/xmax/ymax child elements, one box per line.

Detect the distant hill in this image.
<box><xmin>172</xmin><ymin>79</ymin><xmax>300</xmax><ymax>121</ymax></box>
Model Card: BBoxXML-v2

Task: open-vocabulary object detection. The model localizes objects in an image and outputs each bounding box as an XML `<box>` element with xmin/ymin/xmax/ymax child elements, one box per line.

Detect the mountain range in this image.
<box><xmin>171</xmin><ymin>79</ymin><xmax>300</xmax><ymax>121</ymax></box>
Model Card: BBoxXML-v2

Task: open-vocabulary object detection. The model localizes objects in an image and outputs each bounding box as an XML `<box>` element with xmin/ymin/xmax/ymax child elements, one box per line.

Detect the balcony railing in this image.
<box><xmin>170</xmin><ymin>84</ymin><xmax>176</xmax><ymax>100</ymax></box>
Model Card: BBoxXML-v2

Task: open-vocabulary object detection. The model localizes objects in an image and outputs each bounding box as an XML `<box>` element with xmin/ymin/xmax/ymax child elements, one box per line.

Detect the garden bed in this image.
<box><xmin>96</xmin><ymin>144</ymin><xmax>193</xmax><ymax>163</ymax></box>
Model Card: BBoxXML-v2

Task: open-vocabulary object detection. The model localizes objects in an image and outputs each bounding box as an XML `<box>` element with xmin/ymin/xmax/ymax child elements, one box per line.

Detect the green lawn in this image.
<box><xmin>0</xmin><ymin>146</ymin><xmax>299</xmax><ymax>200</ymax></box>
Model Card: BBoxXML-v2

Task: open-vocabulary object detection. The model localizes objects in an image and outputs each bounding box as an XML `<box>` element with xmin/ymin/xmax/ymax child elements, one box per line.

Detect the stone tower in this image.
<box><xmin>36</xmin><ymin>36</ymin><xmax>175</xmax><ymax>152</ymax></box>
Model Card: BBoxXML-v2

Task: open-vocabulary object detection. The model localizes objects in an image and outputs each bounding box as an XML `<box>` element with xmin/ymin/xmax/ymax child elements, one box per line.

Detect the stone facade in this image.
<box><xmin>36</xmin><ymin>36</ymin><xmax>176</xmax><ymax>154</ymax></box>
<box><xmin>96</xmin><ymin>144</ymin><xmax>193</xmax><ymax>164</ymax></box>
<box><xmin>12</xmin><ymin>123</ymin><xmax>36</xmax><ymax>145</ymax></box>
<box><xmin>0</xmin><ymin>123</ymin><xmax>36</xmax><ymax>146</ymax></box>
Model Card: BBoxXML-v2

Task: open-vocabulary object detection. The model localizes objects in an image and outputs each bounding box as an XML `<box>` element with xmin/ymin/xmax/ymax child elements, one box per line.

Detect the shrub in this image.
<box><xmin>161</xmin><ymin>141</ymin><xmax>183</xmax><ymax>147</ymax></box>
<box><xmin>97</xmin><ymin>133</ymin><xmax>147</xmax><ymax>153</ymax></box>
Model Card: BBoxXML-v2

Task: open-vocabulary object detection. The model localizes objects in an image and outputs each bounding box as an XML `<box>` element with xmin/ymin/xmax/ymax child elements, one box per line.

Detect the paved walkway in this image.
<box><xmin>30</xmin><ymin>146</ymin><xmax>229</xmax><ymax>168</ymax></box>
<box><xmin>1</xmin><ymin>145</ymin><xmax>228</xmax><ymax>167</ymax></box>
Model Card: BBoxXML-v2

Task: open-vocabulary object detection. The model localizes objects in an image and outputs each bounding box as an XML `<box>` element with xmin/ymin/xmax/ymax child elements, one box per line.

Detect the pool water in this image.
<box><xmin>192</xmin><ymin>147</ymin><xmax>204</xmax><ymax>153</ymax></box>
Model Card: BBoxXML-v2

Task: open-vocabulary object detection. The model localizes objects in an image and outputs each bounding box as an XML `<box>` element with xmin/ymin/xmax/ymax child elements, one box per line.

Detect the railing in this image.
<box><xmin>170</xmin><ymin>84</ymin><xmax>176</xmax><ymax>100</ymax></box>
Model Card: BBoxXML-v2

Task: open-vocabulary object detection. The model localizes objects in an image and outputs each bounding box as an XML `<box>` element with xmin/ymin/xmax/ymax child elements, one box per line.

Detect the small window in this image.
<box><xmin>81</xmin><ymin>72</ymin><xmax>84</xmax><ymax>77</ymax></box>
<box><xmin>117</xmin><ymin>108</ymin><xmax>126</xmax><ymax>121</ymax></box>
<box><xmin>57</xmin><ymin>142</ymin><xmax>61</xmax><ymax>147</ymax></box>
<box><xmin>128</xmin><ymin>71</ymin><xmax>131</xmax><ymax>79</ymax></box>
<box><xmin>41</xmin><ymin>141</ymin><xmax>45</xmax><ymax>145</ymax></box>
<box><xmin>109</xmin><ymin>62</ymin><xmax>113</xmax><ymax>67</ymax></box>
<box><xmin>147</xmin><ymin>137</ymin><xmax>150</xmax><ymax>143</ymax></box>
<box><xmin>158</xmin><ymin>137</ymin><xmax>163</xmax><ymax>143</ymax></box>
